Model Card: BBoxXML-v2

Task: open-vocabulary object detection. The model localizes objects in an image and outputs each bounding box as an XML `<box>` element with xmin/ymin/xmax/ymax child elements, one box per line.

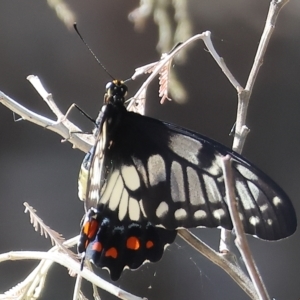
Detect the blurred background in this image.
<box><xmin>0</xmin><ymin>0</ymin><xmax>299</xmax><ymax>299</ymax></box>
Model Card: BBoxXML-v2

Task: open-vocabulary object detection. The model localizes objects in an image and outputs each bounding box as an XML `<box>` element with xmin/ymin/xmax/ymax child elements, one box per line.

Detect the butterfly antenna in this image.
<box><xmin>73</xmin><ymin>23</ymin><xmax>115</xmax><ymax>81</ymax></box>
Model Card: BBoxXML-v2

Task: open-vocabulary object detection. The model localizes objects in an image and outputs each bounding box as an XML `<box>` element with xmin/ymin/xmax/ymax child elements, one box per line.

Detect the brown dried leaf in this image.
<box><xmin>23</xmin><ymin>202</ymin><xmax>78</xmax><ymax>260</ymax></box>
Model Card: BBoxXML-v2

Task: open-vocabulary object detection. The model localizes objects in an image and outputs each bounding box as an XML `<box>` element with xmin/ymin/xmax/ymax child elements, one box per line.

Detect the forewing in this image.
<box><xmin>96</xmin><ymin>112</ymin><xmax>296</xmax><ymax>240</ymax></box>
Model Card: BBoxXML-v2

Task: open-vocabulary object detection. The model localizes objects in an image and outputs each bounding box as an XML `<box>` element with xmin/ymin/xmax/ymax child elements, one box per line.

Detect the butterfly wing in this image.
<box><xmin>94</xmin><ymin>109</ymin><xmax>296</xmax><ymax>241</ymax></box>
<box><xmin>78</xmin><ymin>119</ymin><xmax>177</xmax><ymax>280</ymax></box>
<box><xmin>83</xmin><ymin>213</ymin><xmax>176</xmax><ymax>281</ymax></box>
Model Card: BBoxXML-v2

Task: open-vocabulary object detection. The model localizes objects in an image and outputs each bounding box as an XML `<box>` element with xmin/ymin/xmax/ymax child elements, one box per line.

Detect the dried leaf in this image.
<box><xmin>158</xmin><ymin>53</ymin><xmax>172</xmax><ymax>104</ymax></box>
<box><xmin>23</xmin><ymin>202</ymin><xmax>77</xmax><ymax>260</ymax></box>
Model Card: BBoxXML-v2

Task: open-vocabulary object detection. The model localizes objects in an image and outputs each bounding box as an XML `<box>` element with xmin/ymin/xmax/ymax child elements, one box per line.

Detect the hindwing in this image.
<box><xmin>81</xmin><ymin>210</ymin><xmax>176</xmax><ymax>281</ymax></box>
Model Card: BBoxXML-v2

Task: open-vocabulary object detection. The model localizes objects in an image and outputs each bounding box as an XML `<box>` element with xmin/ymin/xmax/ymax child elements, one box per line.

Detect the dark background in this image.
<box><xmin>0</xmin><ymin>0</ymin><xmax>299</xmax><ymax>299</ymax></box>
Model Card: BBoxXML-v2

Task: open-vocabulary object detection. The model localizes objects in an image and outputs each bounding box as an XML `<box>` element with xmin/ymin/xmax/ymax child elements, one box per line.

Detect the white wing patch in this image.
<box><xmin>194</xmin><ymin>210</ymin><xmax>207</xmax><ymax>220</ymax></box>
<box><xmin>174</xmin><ymin>208</ymin><xmax>188</xmax><ymax>220</ymax></box>
<box><xmin>203</xmin><ymin>174</ymin><xmax>221</xmax><ymax>204</ymax></box>
<box><xmin>109</xmin><ymin>175</ymin><xmax>123</xmax><ymax>211</ymax></box>
<box><xmin>118</xmin><ymin>189</ymin><xmax>129</xmax><ymax>221</ymax></box>
<box><xmin>186</xmin><ymin>166</ymin><xmax>205</xmax><ymax>206</ymax></box>
<box><xmin>156</xmin><ymin>201</ymin><xmax>169</xmax><ymax>218</ymax></box>
<box><xmin>236</xmin><ymin>180</ymin><xmax>255</xmax><ymax>210</ymax></box>
<box><xmin>273</xmin><ymin>196</ymin><xmax>282</xmax><ymax>206</ymax></box>
<box><xmin>236</xmin><ymin>164</ymin><xmax>258</xmax><ymax>181</ymax></box>
<box><xmin>247</xmin><ymin>181</ymin><xmax>260</xmax><ymax>200</ymax></box>
<box><xmin>128</xmin><ymin>197</ymin><xmax>140</xmax><ymax>221</ymax></box>
<box><xmin>170</xmin><ymin>161</ymin><xmax>185</xmax><ymax>203</ymax></box>
<box><xmin>121</xmin><ymin>165</ymin><xmax>140</xmax><ymax>191</ymax></box>
<box><xmin>213</xmin><ymin>208</ymin><xmax>225</xmax><ymax>220</ymax></box>
<box><xmin>249</xmin><ymin>216</ymin><xmax>260</xmax><ymax>226</ymax></box>
<box><xmin>169</xmin><ymin>134</ymin><xmax>201</xmax><ymax>165</ymax></box>
<box><xmin>132</xmin><ymin>156</ymin><xmax>148</xmax><ymax>187</ymax></box>
<box><xmin>100</xmin><ymin>170</ymin><xmax>120</xmax><ymax>205</ymax></box>
<box><xmin>148</xmin><ymin>154</ymin><xmax>166</xmax><ymax>186</ymax></box>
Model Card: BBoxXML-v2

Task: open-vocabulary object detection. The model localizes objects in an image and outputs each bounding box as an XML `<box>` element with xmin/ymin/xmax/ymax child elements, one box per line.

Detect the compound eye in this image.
<box><xmin>105</xmin><ymin>81</ymin><xmax>114</xmax><ymax>92</ymax></box>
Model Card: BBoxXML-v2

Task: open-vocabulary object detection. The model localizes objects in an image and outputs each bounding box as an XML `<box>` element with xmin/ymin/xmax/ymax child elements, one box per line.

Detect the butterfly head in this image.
<box><xmin>104</xmin><ymin>80</ymin><xmax>128</xmax><ymax>105</ymax></box>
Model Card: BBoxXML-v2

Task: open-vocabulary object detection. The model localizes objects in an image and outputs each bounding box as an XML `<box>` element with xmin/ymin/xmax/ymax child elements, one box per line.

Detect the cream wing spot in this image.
<box><xmin>236</xmin><ymin>180</ymin><xmax>255</xmax><ymax>210</ymax></box>
<box><xmin>169</xmin><ymin>134</ymin><xmax>201</xmax><ymax>165</ymax></box>
<box><xmin>174</xmin><ymin>208</ymin><xmax>187</xmax><ymax>221</ymax></box>
<box><xmin>129</xmin><ymin>198</ymin><xmax>140</xmax><ymax>221</ymax></box>
<box><xmin>132</xmin><ymin>157</ymin><xmax>148</xmax><ymax>187</ymax></box>
<box><xmin>259</xmin><ymin>203</ymin><xmax>269</xmax><ymax>212</ymax></box>
<box><xmin>156</xmin><ymin>201</ymin><xmax>169</xmax><ymax>219</ymax></box>
<box><xmin>236</xmin><ymin>164</ymin><xmax>258</xmax><ymax>181</ymax></box>
<box><xmin>249</xmin><ymin>216</ymin><xmax>260</xmax><ymax>226</ymax></box>
<box><xmin>203</xmin><ymin>174</ymin><xmax>221</xmax><ymax>204</ymax></box>
<box><xmin>213</xmin><ymin>208</ymin><xmax>225</xmax><ymax>220</ymax></box>
<box><xmin>121</xmin><ymin>165</ymin><xmax>140</xmax><ymax>191</ymax></box>
<box><xmin>100</xmin><ymin>171</ymin><xmax>120</xmax><ymax>205</ymax></box>
<box><xmin>273</xmin><ymin>196</ymin><xmax>282</xmax><ymax>206</ymax></box>
<box><xmin>118</xmin><ymin>189</ymin><xmax>129</xmax><ymax>221</ymax></box>
<box><xmin>247</xmin><ymin>181</ymin><xmax>260</xmax><ymax>200</ymax></box>
<box><xmin>186</xmin><ymin>166</ymin><xmax>205</xmax><ymax>206</ymax></box>
<box><xmin>170</xmin><ymin>161</ymin><xmax>186</xmax><ymax>203</ymax></box>
<box><xmin>194</xmin><ymin>210</ymin><xmax>207</xmax><ymax>220</ymax></box>
<box><xmin>148</xmin><ymin>154</ymin><xmax>166</xmax><ymax>186</ymax></box>
<box><xmin>109</xmin><ymin>175</ymin><xmax>124</xmax><ymax>211</ymax></box>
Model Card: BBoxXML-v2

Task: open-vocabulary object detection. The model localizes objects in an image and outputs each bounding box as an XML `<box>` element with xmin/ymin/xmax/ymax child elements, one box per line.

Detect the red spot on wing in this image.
<box><xmin>92</xmin><ymin>242</ymin><xmax>103</xmax><ymax>252</ymax></box>
<box><xmin>126</xmin><ymin>236</ymin><xmax>140</xmax><ymax>250</ymax></box>
<box><xmin>146</xmin><ymin>240</ymin><xmax>154</xmax><ymax>249</ymax></box>
<box><xmin>105</xmin><ymin>247</ymin><xmax>118</xmax><ymax>258</ymax></box>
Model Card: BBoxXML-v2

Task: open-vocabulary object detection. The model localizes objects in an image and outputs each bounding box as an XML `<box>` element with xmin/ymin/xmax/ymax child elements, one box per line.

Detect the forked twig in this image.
<box><xmin>220</xmin><ymin>0</ymin><xmax>289</xmax><ymax>255</ymax></box>
<box><xmin>0</xmin><ymin>251</ymin><xmax>144</xmax><ymax>300</ymax></box>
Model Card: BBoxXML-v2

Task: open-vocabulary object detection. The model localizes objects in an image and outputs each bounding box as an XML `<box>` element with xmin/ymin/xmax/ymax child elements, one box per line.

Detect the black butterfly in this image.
<box><xmin>77</xmin><ymin>79</ymin><xmax>297</xmax><ymax>281</ymax></box>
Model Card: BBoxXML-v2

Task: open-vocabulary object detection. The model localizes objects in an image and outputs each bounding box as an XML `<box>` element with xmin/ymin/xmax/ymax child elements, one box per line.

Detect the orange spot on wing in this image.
<box><xmin>92</xmin><ymin>242</ymin><xmax>103</xmax><ymax>252</ymax></box>
<box><xmin>83</xmin><ymin>219</ymin><xmax>99</xmax><ymax>238</ymax></box>
<box><xmin>126</xmin><ymin>236</ymin><xmax>140</xmax><ymax>250</ymax></box>
<box><xmin>146</xmin><ymin>240</ymin><xmax>154</xmax><ymax>249</ymax></box>
<box><xmin>105</xmin><ymin>247</ymin><xmax>118</xmax><ymax>258</ymax></box>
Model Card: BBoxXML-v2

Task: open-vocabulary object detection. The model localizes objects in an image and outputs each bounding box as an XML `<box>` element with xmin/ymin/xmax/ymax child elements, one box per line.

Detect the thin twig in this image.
<box><xmin>220</xmin><ymin>0</ymin><xmax>290</xmax><ymax>258</ymax></box>
<box><xmin>129</xmin><ymin>31</ymin><xmax>240</xmax><ymax>111</ymax></box>
<box><xmin>0</xmin><ymin>90</ymin><xmax>93</xmax><ymax>153</ymax></box>
<box><xmin>0</xmin><ymin>251</ymin><xmax>144</xmax><ymax>300</ymax></box>
<box><xmin>222</xmin><ymin>155</ymin><xmax>270</xmax><ymax>300</ymax></box>
<box><xmin>233</xmin><ymin>0</ymin><xmax>289</xmax><ymax>153</ymax></box>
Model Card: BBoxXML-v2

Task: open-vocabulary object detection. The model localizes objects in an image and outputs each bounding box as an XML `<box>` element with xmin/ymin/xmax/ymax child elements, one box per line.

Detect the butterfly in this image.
<box><xmin>77</xmin><ymin>79</ymin><xmax>297</xmax><ymax>281</ymax></box>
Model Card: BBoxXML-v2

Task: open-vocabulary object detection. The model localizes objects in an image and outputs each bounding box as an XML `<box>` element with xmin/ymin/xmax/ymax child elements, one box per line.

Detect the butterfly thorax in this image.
<box><xmin>92</xmin><ymin>80</ymin><xmax>128</xmax><ymax>143</ymax></box>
